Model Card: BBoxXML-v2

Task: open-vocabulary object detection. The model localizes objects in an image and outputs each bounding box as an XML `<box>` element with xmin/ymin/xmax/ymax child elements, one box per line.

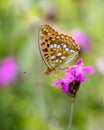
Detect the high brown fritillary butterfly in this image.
<box><xmin>38</xmin><ymin>24</ymin><xmax>80</xmax><ymax>74</ymax></box>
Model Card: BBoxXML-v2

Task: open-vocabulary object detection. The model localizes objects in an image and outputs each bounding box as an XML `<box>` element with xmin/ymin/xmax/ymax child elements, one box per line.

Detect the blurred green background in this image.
<box><xmin>0</xmin><ymin>0</ymin><xmax>104</xmax><ymax>130</ymax></box>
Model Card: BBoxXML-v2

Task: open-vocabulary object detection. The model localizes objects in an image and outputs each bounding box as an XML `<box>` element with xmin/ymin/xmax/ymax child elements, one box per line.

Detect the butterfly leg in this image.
<box><xmin>52</xmin><ymin>70</ymin><xmax>60</xmax><ymax>79</ymax></box>
<box><xmin>64</xmin><ymin>65</ymin><xmax>71</xmax><ymax>70</ymax></box>
<box><xmin>60</xmin><ymin>65</ymin><xmax>70</xmax><ymax>71</ymax></box>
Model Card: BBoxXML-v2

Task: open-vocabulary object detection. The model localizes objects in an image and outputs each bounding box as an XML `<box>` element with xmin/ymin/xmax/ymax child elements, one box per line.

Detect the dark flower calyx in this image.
<box><xmin>68</xmin><ymin>80</ymin><xmax>80</xmax><ymax>97</ymax></box>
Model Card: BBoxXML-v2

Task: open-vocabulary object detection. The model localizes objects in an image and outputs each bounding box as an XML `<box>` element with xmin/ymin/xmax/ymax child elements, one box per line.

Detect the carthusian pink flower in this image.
<box><xmin>0</xmin><ymin>57</ymin><xmax>18</xmax><ymax>87</ymax></box>
<box><xmin>52</xmin><ymin>58</ymin><xmax>94</xmax><ymax>97</ymax></box>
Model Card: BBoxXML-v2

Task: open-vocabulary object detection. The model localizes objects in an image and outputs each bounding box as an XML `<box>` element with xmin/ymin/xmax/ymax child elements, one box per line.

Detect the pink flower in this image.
<box><xmin>72</xmin><ymin>30</ymin><xmax>91</xmax><ymax>52</ymax></box>
<box><xmin>52</xmin><ymin>58</ymin><xmax>94</xmax><ymax>96</ymax></box>
<box><xmin>0</xmin><ymin>57</ymin><xmax>18</xmax><ymax>87</ymax></box>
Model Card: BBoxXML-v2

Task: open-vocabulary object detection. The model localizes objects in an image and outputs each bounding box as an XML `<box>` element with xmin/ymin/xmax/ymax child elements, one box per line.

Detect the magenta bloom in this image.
<box><xmin>72</xmin><ymin>30</ymin><xmax>91</xmax><ymax>52</ymax></box>
<box><xmin>52</xmin><ymin>58</ymin><xmax>94</xmax><ymax>96</ymax></box>
<box><xmin>0</xmin><ymin>57</ymin><xmax>18</xmax><ymax>87</ymax></box>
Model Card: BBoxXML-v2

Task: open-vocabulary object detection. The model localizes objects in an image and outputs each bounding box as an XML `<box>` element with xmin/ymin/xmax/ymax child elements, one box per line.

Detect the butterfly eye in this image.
<box><xmin>39</xmin><ymin>24</ymin><xmax>80</xmax><ymax>74</ymax></box>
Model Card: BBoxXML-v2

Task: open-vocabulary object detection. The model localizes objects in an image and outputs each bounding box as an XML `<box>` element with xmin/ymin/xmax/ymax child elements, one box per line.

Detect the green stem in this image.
<box><xmin>67</xmin><ymin>98</ymin><xmax>75</xmax><ymax>130</ymax></box>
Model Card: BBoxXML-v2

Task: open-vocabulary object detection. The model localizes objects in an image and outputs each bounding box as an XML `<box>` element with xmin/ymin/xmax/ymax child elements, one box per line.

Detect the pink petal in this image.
<box><xmin>52</xmin><ymin>79</ymin><xmax>63</xmax><ymax>86</ymax></box>
<box><xmin>77</xmin><ymin>58</ymin><xmax>83</xmax><ymax>66</ymax></box>
<box><xmin>83</xmin><ymin>66</ymin><xmax>94</xmax><ymax>74</ymax></box>
<box><xmin>77</xmin><ymin>72</ymin><xmax>87</xmax><ymax>82</ymax></box>
<box><xmin>67</xmin><ymin>65</ymin><xmax>77</xmax><ymax>72</ymax></box>
<box><xmin>61</xmin><ymin>83</ymin><xmax>69</xmax><ymax>93</ymax></box>
<box><xmin>65</xmin><ymin>71</ymin><xmax>75</xmax><ymax>80</ymax></box>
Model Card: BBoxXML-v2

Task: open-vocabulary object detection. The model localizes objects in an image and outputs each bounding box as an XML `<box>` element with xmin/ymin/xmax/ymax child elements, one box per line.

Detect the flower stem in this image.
<box><xmin>67</xmin><ymin>97</ymin><xmax>75</xmax><ymax>130</ymax></box>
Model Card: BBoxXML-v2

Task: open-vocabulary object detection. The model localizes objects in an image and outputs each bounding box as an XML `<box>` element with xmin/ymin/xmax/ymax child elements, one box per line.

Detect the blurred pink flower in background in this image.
<box><xmin>96</xmin><ymin>57</ymin><xmax>104</xmax><ymax>76</ymax></box>
<box><xmin>52</xmin><ymin>58</ymin><xmax>94</xmax><ymax>96</ymax></box>
<box><xmin>0</xmin><ymin>57</ymin><xmax>18</xmax><ymax>87</ymax></box>
<box><xmin>72</xmin><ymin>30</ymin><xmax>91</xmax><ymax>52</ymax></box>
<box><xmin>45</xmin><ymin>5</ymin><xmax>57</xmax><ymax>22</ymax></box>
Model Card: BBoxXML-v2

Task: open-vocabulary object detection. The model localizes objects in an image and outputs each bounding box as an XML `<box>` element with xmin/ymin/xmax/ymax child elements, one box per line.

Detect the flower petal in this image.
<box><xmin>83</xmin><ymin>66</ymin><xmax>94</xmax><ymax>74</ymax></box>
<box><xmin>77</xmin><ymin>72</ymin><xmax>87</xmax><ymax>82</ymax></box>
<box><xmin>52</xmin><ymin>79</ymin><xmax>64</xmax><ymax>86</ymax></box>
<box><xmin>77</xmin><ymin>58</ymin><xmax>83</xmax><ymax>66</ymax></box>
<box><xmin>67</xmin><ymin>65</ymin><xmax>77</xmax><ymax>72</ymax></box>
<box><xmin>61</xmin><ymin>83</ymin><xmax>69</xmax><ymax>93</ymax></box>
<box><xmin>65</xmin><ymin>71</ymin><xmax>75</xmax><ymax>80</ymax></box>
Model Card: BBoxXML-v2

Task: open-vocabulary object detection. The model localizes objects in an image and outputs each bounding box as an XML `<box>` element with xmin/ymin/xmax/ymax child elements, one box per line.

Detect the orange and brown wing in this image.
<box><xmin>38</xmin><ymin>24</ymin><xmax>80</xmax><ymax>73</ymax></box>
<box><xmin>38</xmin><ymin>24</ymin><xmax>58</xmax><ymax>69</ymax></box>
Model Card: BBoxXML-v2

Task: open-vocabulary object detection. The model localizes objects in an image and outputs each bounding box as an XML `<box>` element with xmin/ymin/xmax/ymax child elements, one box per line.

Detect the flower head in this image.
<box><xmin>0</xmin><ymin>57</ymin><xmax>18</xmax><ymax>87</ymax></box>
<box><xmin>72</xmin><ymin>30</ymin><xmax>91</xmax><ymax>52</ymax></box>
<box><xmin>52</xmin><ymin>58</ymin><xmax>94</xmax><ymax>97</ymax></box>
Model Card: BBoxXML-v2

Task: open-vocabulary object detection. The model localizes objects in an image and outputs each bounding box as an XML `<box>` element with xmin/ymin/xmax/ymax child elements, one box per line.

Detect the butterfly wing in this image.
<box><xmin>38</xmin><ymin>24</ymin><xmax>80</xmax><ymax>74</ymax></box>
<box><xmin>38</xmin><ymin>24</ymin><xmax>58</xmax><ymax>70</ymax></box>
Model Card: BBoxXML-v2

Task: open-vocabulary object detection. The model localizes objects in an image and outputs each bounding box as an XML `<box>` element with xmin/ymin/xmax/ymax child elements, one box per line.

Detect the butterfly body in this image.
<box><xmin>38</xmin><ymin>24</ymin><xmax>80</xmax><ymax>74</ymax></box>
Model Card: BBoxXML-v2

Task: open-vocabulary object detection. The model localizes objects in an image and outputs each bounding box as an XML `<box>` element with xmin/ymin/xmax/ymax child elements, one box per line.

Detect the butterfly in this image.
<box><xmin>38</xmin><ymin>24</ymin><xmax>80</xmax><ymax>74</ymax></box>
